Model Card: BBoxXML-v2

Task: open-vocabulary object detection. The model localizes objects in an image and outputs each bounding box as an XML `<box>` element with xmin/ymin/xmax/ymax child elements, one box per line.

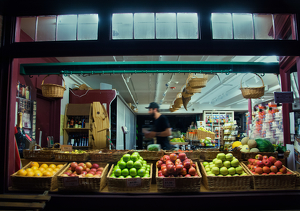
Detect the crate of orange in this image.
<box><xmin>11</xmin><ymin>161</ymin><xmax>67</xmax><ymax>191</ymax></box>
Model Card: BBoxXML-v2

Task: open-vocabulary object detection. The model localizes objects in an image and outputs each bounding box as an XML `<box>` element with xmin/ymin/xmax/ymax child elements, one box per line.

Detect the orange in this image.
<box><xmin>27</xmin><ymin>171</ymin><xmax>35</xmax><ymax>177</ymax></box>
<box><xmin>45</xmin><ymin>168</ymin><xmax>53</xmax><ymax>172</ymax></box>
<box><xmin>25</xmin><ymin>168</ymin><xmax>33</xmax><ymax>172</ymax></box>
<box><xmin>34</xmin><ymin>172</ymin><xmax>42</xmax><ymax>177</ymax></box>
<box><xmin>54</xmin><ymin>168</ymin><xmax>60</xmax><ymax>172</ymax></box>
<box><xmin>39</xmin><ymin>167</ymin><xmax>45</xmax><ymax>173</ymax></box>
<box><xmin>40</xmin><ymin>164</ymin><xmax>48</xmax><ymax>169</ymax></box>
<box><xmin>30</xmin><ymin>162</ymin><xmax>39</xmax><ymax>168</ymax></box>
<box><xmin>43</xmin><ymin>171</ymin><xmax>53</xmax><ymax>177</ymax></box>
<box><xmin>18</xmin><ymin>169</ymin><xmax>27</xmax><ymax>176</ymax></box>
<box><xmin>57</xmin><ymin>164</ymin><xmax>64</xmax><ymax>169</ymax></box>
<box><xmin>31</xmin><ymin>166</ymin><xmax>38</xmax><ymax>171</ymax></box>
<box><xmin>34</xmin><ymin>170</ymin><xmax>42</xmax><ymax>174</ymax></box>
<box><xmin>49</xmin><ymin>164</ymin><xmax>56</xmax><ymax>169</ymax></box>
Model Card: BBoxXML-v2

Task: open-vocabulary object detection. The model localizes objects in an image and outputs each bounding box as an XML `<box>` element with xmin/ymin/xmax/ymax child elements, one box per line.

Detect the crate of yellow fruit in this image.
<box><xmin>11</xmin><ymin>161</ymin><xmax>67</xmax><ymax>191</ymax></box>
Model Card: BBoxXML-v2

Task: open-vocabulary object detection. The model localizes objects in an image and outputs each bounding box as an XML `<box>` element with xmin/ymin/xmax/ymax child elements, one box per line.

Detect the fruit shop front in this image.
<box><xmin>1</xmin><ymin>0</ymin><xmax>300</xmax><ymax>210</ymax></box>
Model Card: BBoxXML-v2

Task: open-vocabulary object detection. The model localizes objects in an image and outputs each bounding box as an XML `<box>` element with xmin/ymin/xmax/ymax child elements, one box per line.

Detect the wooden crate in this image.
<box><xmin>156</xmin><ymin>162</ymin><xmax>201</xmax><ymax>192</ymax></box>
<box><xmin>163</xmin><ymin>150</ymin><xmax>201</xmax><ymax>161</ymax></box>
<box><xmin>89</xmin><ymin>150</ymin><xmax>130</xmax><ymax>163</ymax></box>
<box><xmin>57</xmin><ymin>162</ymin><xmax>109</xmax><ymax>192</ymax></box>
<box><xmin>11</xmin><ymin>161</ymin><xmax>68</xmax><ymax>191</ymax></box>
<box><xmin>131</xmin><ymin>150</ymin><xmax>164</xmax><ymax>161</ymax></box>
<box><xmin>107</xmin><ymin>164</ymin><xmax>152</xmax><ymax>192</ymax></box>
<box><xmin>199</xmin><ymin>149</ymin><xmax>242</xmax><ymax>161</ymax></box>
<box><xmin>200</xmin><ymin>162</ymin><xmax>251</xmax><ymax>191</ymax></box>
<box><xmin>241</xmin><ymin>162</ymin><xmax>297</xmax><ymax>190</ymax></box>
<box><xmin>54</xmin><ymin>152</ymin><xmax>89</xmax><ymax>162</ymax></box>
<box><xmin>242</xmin><ymin>151</ymin><xmax>278</xmax><ymax>160</ymax></box>
<box><xmin>23</xmin><ymin>144</ymin><xmax>58</xmax><ymax>161</ymax></box>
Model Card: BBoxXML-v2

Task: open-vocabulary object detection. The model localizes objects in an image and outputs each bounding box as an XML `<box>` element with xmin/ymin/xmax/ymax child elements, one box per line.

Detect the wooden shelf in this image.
<box><xmin>63</xmin><ymin>128</ymin><xmax>90</xmax><ymax>132</ymax></box>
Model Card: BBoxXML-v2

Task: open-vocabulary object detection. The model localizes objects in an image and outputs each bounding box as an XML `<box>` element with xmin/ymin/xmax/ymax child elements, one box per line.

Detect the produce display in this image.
<box><xmin>147</xmin><ymin>144</ymin><xmax>161</xmax><ymax>151</ymax></box>
<box><xmin>110</xmin><ymin>152</ymin><xmax>151</xmax><ymax>178</ymax></box>
<box><xmin>203</xmin><ymin>153</ymin><xmax>247</xmax><ymax>176</ymax></box>
<box><xmin>236</xmin><ymin>137</ymin><xmax>274</xmax><ymax>153</ymax></box>
<box><xmin>62</xmin><ymin>149</ymin><xmax>87</xmax><ymax>154</ymax></box>
<box><xmin>17</xmin><ymin>162</ymin><xmax>64</xmax><ymax>177</ymax></box>
<box><xmin>170</xmin><ymin>138</ymin><xmax>186</xmax><ymax>143</ymax></box>
<box><xmin>156</xmin><ymin>153</ymin><xmax>199</xmax><ymax>177</ymax></box>
<box><xmin>198</xmin><ymin>127</ymin><xmax>215</xmax><ymax>134</ymax></box>
<box><xmin>246</xmin><ymin>154</ymin><xmax>293</xmax><ymax>175</ymax></box>
<box><xmin>61</xmin><ymin>162</ymin><xmax>103</xmax><ymax>177</ymax></box>
<box><xmin>200</xmin><ymin>137</ymin><xmax>216</xmax><ymax>147</ymax></box>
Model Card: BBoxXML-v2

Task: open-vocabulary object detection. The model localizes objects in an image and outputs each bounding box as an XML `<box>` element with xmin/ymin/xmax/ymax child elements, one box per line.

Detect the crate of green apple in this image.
<box><xmin>242</xmin><ymin>154</ymin><xmax>297</xmax><ymax>189</ymax></box>
<box><xmin>107</xmin><ymin>152</ymin><xmax>152</xmax><ymax>192</ymax></box>
<box><xmin>57</xmin><ymin>161</ymin><xmax>109</xmax><ymax>192</ymax></box>
<box><xmin>156</xmin><ymin>153</ymin><xmax>201</xmax><ymax>192</ymax></box>
<box><xmin>200</xmin><ymin>152</ymin><xmax>251</xmax><ymax>191</ymax></box>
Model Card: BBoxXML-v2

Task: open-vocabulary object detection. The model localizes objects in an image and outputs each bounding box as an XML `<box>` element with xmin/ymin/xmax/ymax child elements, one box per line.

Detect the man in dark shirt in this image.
<box><xmin>144</xmin><ymin>102</ymin><xmax>172</xmax><ymax>150</ymax></box>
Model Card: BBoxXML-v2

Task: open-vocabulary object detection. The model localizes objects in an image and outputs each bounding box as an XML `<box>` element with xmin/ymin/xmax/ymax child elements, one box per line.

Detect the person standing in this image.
<box><xmin>144</xmin><ymin>102</ymin><xmax>172</xmax><ymax>150</ymax></box>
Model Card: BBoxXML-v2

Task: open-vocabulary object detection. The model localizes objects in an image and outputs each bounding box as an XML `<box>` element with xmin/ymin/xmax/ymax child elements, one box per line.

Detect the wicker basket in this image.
<box><xmin>200</xmin><ymin>162</ymin><xmax>251</xmax><ymax>191</ymax></box>
<box><xmin>240</xmin><ymin>73</ymin><xmax>265</xmax><ymax>99</ymax></box>
<box><xmin>242</xmin><ymin>151</ymin><xmax>278</xmax><ymax>160</ymax></box>
<box><xmin>131</xmin><ymin>150</ymin><xmax>164</xmax><ymax>161</ymax></box>
<box><xmin>11</xmin><ymin>161</ymin><xmax>67</xmax><ymax>191</ymax></box>
<box><xmin>89</xmin><ymin>150</ymin><xmax>130</xmax><ymax>163</ymax></box>
<box><xmin>173</xmin><ymin>93</ymin><xmax>183</xmax><ymax>108</ymax></box>
<box><xmin>156</xmin><ymin>162</ymin><xmax>201</xmax><ymax>192</ymax></box>
<box><xmin>295</xmin><ymin>171</ymin><xmax>300</xmax><ymax>187</ymax></box>
<box><xmin>182</xmin><ymin>88</ymin><xmax>193</xmax><ymax>98</ymax></box>
<box><xmin>107</xmin><ymin>164</ymin><xmax>152</xmax><ymax>192</ymax></box>
<box><xmin>199</xmin><ymin>149</ymin><xmax>242</xmax><ymax>161</ymax></box>
<box><xmin>163</xmin><ymin>150</ymin><xmax>201</xmax><ymax>161</ymax></box>
<box><xmin>54</xmin><ymin>151</ymin><xmax>89</xmax><ymax>162</ymax></box>
<box><xmin>41</xmin><ymin>75</ymin><xmax>66</xmax><ymax>98</ymax></box>
<box><xmin>187</xmin><ymin>74</ymin><xmax>208</xmax><ymax>89</ymax></box>
<box><xmin>186</xmin><ymin>84</ymin><xmax>202</xmax><ymax>94</ymax></box>
<box><xmin>23</xmin><ymin>144</ymin><xmax>57</xmax><ymax>161</ymax></box>
<box><xmin>57</xmin><ymin>162</ymin><xmax>109</xmax><ymax>192</ymax></box>
<box><xmin>42</xmin><ymin>143</ymin><xmax>61</xmax><ymax>151</ymax></box>
<box><xmin>241</xmin><ymin>162</ymin><xmax>297</xmax><ymax>189</ymax></box>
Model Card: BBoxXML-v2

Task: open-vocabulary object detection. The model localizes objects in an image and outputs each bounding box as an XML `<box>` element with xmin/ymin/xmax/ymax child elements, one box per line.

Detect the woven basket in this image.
<box><xmin>241</xmin><ymin>162</ymin><xmax>296</xmax><ymax>189</ymax></box>
<box><xmin>186</xmin><ymin>84</ymin><xmax>202</xmax><ymax>94</ymax></box>
<box><xmin>131</xmin><ymin>150</ymin><xmax>164</xmax><ymax>161</ymax></box>
<box><xmin>240</xmin><ymin>73</ymin><xmax>265</xmax><ymax>99</ymax></box>
<box><xmin>11</xmin><ymin>161</ymin><xmax>67</xmax><ymax>191</ymax></box>
<box><xmin>23</xmin><ymin>144</ymin><xmax>57</xmax><ymax>161</ymax></box>
<box><xmin>199</xmin><ymin>149</ymin><xmax>242</xmax><ymax>161</ymax></box>
<box><xmin>54</xmin><ymin>151</ymin><xmax>89</xmax><ymax>162</ymax></box>
<box><xmin>89</xmin><ymin>150</ymin><xmax>130</xmax><ymax>163</ymax></box>
<box><xmin>41</xmin><ymin>75</ymin><xmax>66</xmax><ymax>98</ymax></box>
<box><xmin>200</xmin><ymin>162</ymin><xmax>251</xmax><ymax>191</ymax></box>
<box><xmin>156</xmin><ymin>162</ymin><xmax>201</xmax><ymax>192</ymax></box>
<box><xmin>187</xmin><ymin>74</ymin><xmax>208</xmax><ymax>89</ymax></box>
<box><xmin>163</xmin><ymin>150</ymin><xmax>201</xmax><ymax>161</ymax></box>
<box><xmin>182</xmin><ymin>88</ymin><xmax>193</xmax><ymax>98</ymax></box>
<box><xmin>42</xmin><ymin>143</ymin><xmax>61</xmax><ymax>151</ymax></box>
<box><xmin>295</xmin><ymin>171</ymin><xmax>300</xmax><ymax>187</ymax></box>
<box><xmin>242</xmin><ymin>151</ymin><xmax>278</xmax><ymax>161</ymax></box>
<box><xmin>107</xmin><ymin>164</ymin><xmax>152</xmax><ymax>192</ymax></box>
<box><xmin>173</xmin><ymin>93</ymin><xmax>183</xmax><ymax>108</ymax></box>
<box><xmin>57</xmin><ymin>162</ymin><xmax>109</xmax><ymax>192</ymax></box>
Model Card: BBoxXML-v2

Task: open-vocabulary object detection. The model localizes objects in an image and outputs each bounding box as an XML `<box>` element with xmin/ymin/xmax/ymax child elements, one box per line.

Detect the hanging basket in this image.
<box><xmin>187</xmin><ymin>74</ymin><xmax>208</xmax><ymax>88</ymax></box>
<box><xmin>169</xmin><ymin>105</ymin><xmax>179</xmax><ymax>112</ymax></box>
<box><xmin>240</xmin><ymin>73</ymin><xmax>265</xmax><ymax>99</ymax></box>
<box><xmin>182</xmin><ymin>88</ymin><xmax>193</xmax><ymax>98</ymax></box>
<box><xmin>41</xmin><ymin>75</ymin><xmax>66</xmax><ymax>98</ymax></box>
<box><xmin>173</xmin><ymin>93</ymin><xmax>183</xmax><ymax>108</ymax></box>
<box><xmin>186</xmin><ymin>84</ymin><xmax>202</xmax><ymax>94</ymax></box>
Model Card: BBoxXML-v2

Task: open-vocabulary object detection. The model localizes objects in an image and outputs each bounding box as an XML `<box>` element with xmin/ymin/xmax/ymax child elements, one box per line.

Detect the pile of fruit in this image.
<box><xmin>63</xmin><ymin>150</ymin><xmax>87</xmax><ymax>154</ymax></box>
<box><xmin>61</xmin><ymin>162</ymin><xmax>103</xmax><ymax>178</ymax></box>
<box><xmin>200</xmin><ymin>137</ymin><xmax>216</xmax><ymax>147</ymax></box>
<box><xmin>156</xmin><ymin>153</ymin><xmax>199</xmax><ymax>177</ymax></box>
<box><xmin>110</xmin><ymin>152</ymin><xmax>151</xmax><ymax>178</ymax></box>
<box><xmin>17</xmin><ymin>162</ymin><xmax>64</xmax><ymax>177</ymax></box>
<box><xmin>234</xmin><ymin>137</ymin><xmax>275</xmax><ymax>153</ymax></box>
<box><xmin>203</xmin><ymin>153</ymin><xmax>247</xmax><ymax>176</ymax></box>
<box><xmin>170</xmin><ymin>138</ymin><xmax>186</xmax><ymax>143</ymax></box>
<box><xmin>246</xmin><ymin>154</ymin><xmax>293</xmax><ymax>175</ymax></box>
<box><xmin>198</xmin><ymin>127</ymin><xmax>215</xmax><ymax>134</ymax></box>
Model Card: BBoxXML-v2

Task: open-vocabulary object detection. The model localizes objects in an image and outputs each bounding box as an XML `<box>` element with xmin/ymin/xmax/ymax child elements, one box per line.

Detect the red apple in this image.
<box><xmin>70</xmin><ymin>173</ymin><xmax>77</xmax><ymax>177</ymax></box>
<box><xmin>248</xmin><ymin>158</ymin><xmax>253</xmax><ymax>164</ymax></box>
<box><xmin>95</xmin><ymin>171</ymin><xmax>102</xmax><ymax>175</ymax></box>
<box><xmin>166</xmin><ymin>160</ymin><xmax>173</xmax><ymax>166</ymax></box>
<box><xmin>268</xmin><ymin>156</ymin><xmax>276</xmax><ymax>164</ymax></box>
<box><xmin>188</xmin><ymin>167</ymin><xmax>196</xmax><ymax>176</ymax></box>
<box><xmin>66</xmin><ymin>170</ymin><xmax>72</xmax><ymax>174</ymax></box>
<box><xmin>88</xmin><ymin>171</ymin><xmax>95</xmax><ymax>175</ymax></box>
<box><xmin>175</xmin><ymin>159</ymin><xmax>182</xmax><ymax>165</ymax></box>
<box><xmin>279</xmin><ymin>167</ymin><xmax>287</xmax><ymax>174</ymax></box>
<box><xmin>169</xmin><ymin>153</ymin><xmax>178</xmax><ymax>162</ymax></box>
<box><xmin>270</xmin><ymin>165</ymin><xmax>278</xmax><ymax>173</ymax></box>
<box><xmin>274</xmin><ymin>161</ymin><xmax>282</xmax><ymax>169</ymax></box>
<box><xmin>192</xmin><ymin>163</ymin><xmax>196</xmax><ymax>168</ymax></box>
<box><xmin>175</xmin><ymin>164</ymin><xmax>183</xmax><ymax>173</ymax></box>
<box><xmin>287</xmin><ymin>171</ymin><xmax>293</xmax><ymax>174</ymax></box>
<box><xmin>255</xmin><ymin>154</ymin><xmax>263</xmax><ymax>160</ymax></box>
<box><xmin>257</xmin><ymin>161</ymin><xmax>264</xmax><ymax>168</ymax></box>
<box><xmin>181</xmin><ymin>167</ymin><xmax>187</xmax><ymax>176</ymax></box>
<box><xmin>255</xmin><ymin>167</ymin><xmax>263</xmax><ymax>174</ymax></box>
<box><xmin>64</xmin><ymin>172</ymin><xmax>71</xmax><ymax>176</ymax></box>
<box><xmin>263</xmin><ymin>159</ymin><xmax>272</xmax><ymax>167</ymax></box>
<box><xmin>75</xmin><ymin>166</ymin><xmax>83</xmax><ymax>174</ymax></box>
<box><xmin>68</xmin><ymin>167</ymin><xmax>72</xmax><ymax>170</ymax></box>
<box><xmin>166</xmin><ymin>164</ymin><xmax>174</xmax><ymax>174</ymax></box>
<box><xmin>156</xmin><ymin>160</ymin><xmax>163</xmax><ymax>168</ymax></box>
<box><xmin>254</xmin><ymin>172</ymin><xmax>260</xmax><ymax>175</ymax></box>
<box><xmin>92</xmin><ymin>163</ymin><xmax>99</xmax><ymax>169</ymax></box>
<box><xmin>159</xmin><ymin>175</ymin><xmax>165</xmax><ymax>177</ymax></box>
<box><xmin>85</xmin><ymin>162</ymin><xmax>92</xmax><ymax>169</ymax></box>
<box><xmin>161</xmin><ymin>164</ymin><xmax>167</xmax><ymax>170</ymax></box>
<box><xmin>276</xmin><ymin>172</ymin><xmax>283</xmax><ymax>174</ymax></box>
<box><xmin>71</xmin><ymin>162</ymin><xmax>78</xmax><ymax>171</ymax></box>
<box><xmin>163</xmin><ymin>155</ymin><xmax>170</xmax><ymax>162</ymax></box>
<box><xmin>262</xmin><ymin>173</ymin><xmax>268</xmax><ymax>175</ymax></box>
<box><xmin>79</xmin><ymin>163</ymin><xmax>85</xmax><ymax>167</ymax></box>
<box><xmin>178</xmin><ymin>153</ymin><xmax>186</xmax><ymax>161</ymax></box>
<box><xmin>97</xmin><ymin>167</ymin><xmax>104</xmax><ymax>172</ymax></box>
<box><xmin>183</xmin><ymin>161</ymin><xmax>191</xmax><ymax>169</ymax></box>
<box><xmin>262</xmin><ymin>166</ymin><xmax>270</xmax><ymax>174</ymax></box>
<box><xmin>94</xmin><ymin>174</ymin><xmax>101</xmax><ymax>178</ymax></box>
<box><xmin>269</xmin><ymin>172</ymin><xmax>275</xmax><ymax>175</ymax></box>
<box><xmin>90</xmin><ymin>168</ymin><xmax>97</xmax><ymax>172</ymax></box>
<box><xmin>262</xmin><ymin>155</ymin><xmax>268</xmax><ymax>160</ymax></box>
<box><xmin>86</xmin><ymin>168</ymin><xmax>90</xmax><ymax>172</ymax></box>
<box><xmin>158</xmin><ymin>170</ymin><xmax>162</xmax><ymax>175</ymax></box>
<box><xmin>161</xmin><ymin>168</ymin><xmax>169</xmax><ymax>176</ymax></box>
<box><xmin>185</xmin><ymin>174</ymin><xmax>191</xmax><ymax>177</ymax></box>
<box><xmin>82</xmin><ymin>171</ymin><xmax>87</xmax><ymax>175</ymax></box>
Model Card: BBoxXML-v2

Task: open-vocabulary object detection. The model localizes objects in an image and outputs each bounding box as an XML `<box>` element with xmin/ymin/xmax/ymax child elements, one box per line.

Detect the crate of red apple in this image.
<box><xmin>57</xmin><ymin>162</ymin><xmax>109</xmax><ymax>192</ymax></box>
<box><xmin>242</xmin><ymin>154</ymin><xmax>297</xmax><ymax>189</ymax></box>
<box><xmin>156</xmin><ymin>152</ymin><xmax>201</xmax><ymax>192</ymax></box>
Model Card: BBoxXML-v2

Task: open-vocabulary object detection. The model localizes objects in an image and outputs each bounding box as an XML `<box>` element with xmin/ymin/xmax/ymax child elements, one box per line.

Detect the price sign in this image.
<box><xmin>274</xmin><ymin>92</ymin><xmax>294</xmax><ymax>103</ymax></box>
<box><xmin>163</xmin><ymin>178</ymin><xmax>176</xmax><ymax>188</ymax></box>
<box><xmin>126</xmin><ymin>178</ymin><xmax>142</xmax><ymax>187</ymax></box>
<box><xmin>63</xmin><ymin>177</ymin><xmax>79</xmax><ymax>187</ymax></box>
<box><xmin>61</xmin><ymin>145</ymin><xmax>72</xmax><ymax>152</ymax></box>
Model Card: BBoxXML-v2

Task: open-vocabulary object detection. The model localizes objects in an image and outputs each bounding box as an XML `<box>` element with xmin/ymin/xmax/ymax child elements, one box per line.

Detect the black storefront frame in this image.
<box><xmin>2</xmin><ymin>0</ymin><xmax>300</xmax><ymax>210</ymax></box>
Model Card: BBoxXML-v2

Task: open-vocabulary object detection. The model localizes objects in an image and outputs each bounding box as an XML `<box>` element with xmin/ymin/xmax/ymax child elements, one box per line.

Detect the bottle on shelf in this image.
<box><xmin>67</xmin><ymin>118</ymin><xmax>70</xmax><ymax>128</ymax></box>
<box><xmin>78</xmin><ymin>118</ymin><xmax>82</xmax><ymax>128</ymax></box>
<box><xmin>71</xmin><ymin>134</ymin><xmax>75</xmax><ymax>146</ymax></box>
<box><xmin>70</xmin><ymin>116</ymin><xmax>74</xmax><ymax>128</ymax></box>
<box><xmin>75</xmin><ymin>117</ymin><xmax>78</xmax><ymax>128</ymax></box>
<box><xmin>82</xmin><ymin>117</ymin><xmax>85</xmax><ymax>128</ymax></box>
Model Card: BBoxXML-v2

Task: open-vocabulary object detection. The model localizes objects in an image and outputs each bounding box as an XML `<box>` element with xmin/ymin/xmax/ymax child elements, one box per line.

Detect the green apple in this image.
<box><xmin>123</xmin><ymin>154</ymin><xmax>131</xmax><ymax>162</ymax></box>
<box><xmin>228</xmin><ymin>167</ymin><xmax>236</xmax><ymax>175</ymax></box>
<box><xmin>138</xmin><ymin>168</ymin><xmax>146</xmax><ymax>177</ymax></box>
<box><xmin>213</xmin><ymin>158</ymin><xmax>218</xmax><ymax>164</ymax></box>
<box><xmin>203</xmin><ymin>162</ymin><xmax>209</xmax><ymax>167</ymax></box>
<box><xmin>220</xmin><ymin>167</ymin><xmax>228</xmax><ymax>176</ymax></box>
<box><xmin>231</xmin><ymin>159</ymin><xmax>239</xmax><ymax>167</ymax></box>
<box><xmin>135</xmin><ymin>175</ymin><xmax>140</xmax><ymax>178</ymax></box>
<box><xmin>147</xmin><ymin>165</ymin><xmax>150</xmax><ymax>169</ymax></box>
<box><xmin>207</xmin><ymin>173</ymin><xmax>215</xmax><ymax>176</ymax></box>
<box><xmin>235</xmin><ymin>166</ymin><xmax>243</xmax><ymax>174</ymax></box>
<box><xmin>110</xmin><ymin>174</ymin><xmax>116</xmax><ymax>178</ymax></box>
<box><xmin>233</xmin><ymin>174</ymin><xmax>239</xmax><ymax>176</ymax></box>
<box><xmin>206</xmin><ymin>171</ymin><xmax>212</xmax><ymax>174</ymax></box>
<box><xmin>130</xmin><ymin>168</ymin><xmax>137</xmax><ymax>177</ymax></box>
<box><xmin>130</xmin><ymin>154</ymin><xmax>138</xmax><ymax>162</ymax></box>
<box><xmin>113</xmin><ymin>165</ymin><xmax>120</xmax><ymax>170</ymax></box>
<box><xmin>217</xmin><ymin>153</ymin><xmax>226</xmax><ymax>161</ymax></box>
<box><xmin>126</xmin><ymin>175</ymin><xmax>132</xmax><ymax>178</ymax></box>
<box><xmin>225</xmin><ymin>153</ymin><xmax>233</xmax><ymax>161</ymax></box>
<box><xmin>241</xmin><ymin>172</ymin><xmax>248</xmax><ymax>176</ymax></box>
<box><xmin>118</xmin><ymin>176</ymin><xmax>125</xmax><ymax>178</ymax></box>
<box><xmin>146</xmin><ymin>170</ymin><xmax>150</xmax><ymax>175</ymax></box>
<box><xmin>214</xmin><ymin>159</ymin><xmax>223</xmax><ymax>168</ymax></box>
<box><xmin>114</xmin><ymin>168</ymin><xmax>121</xmax><ymax>177</ymax></box>
<box><xmin>209</xmin><ymin>164</ymin><xmax>216</xmax><ymax>168</ymax></box>
<box><xmin>226</xmin><ymin>174</ymin><xmax>231</xmax><ymax>176</ymax></box>
<box><xmin>218</xmin><ymin>175</ymin><xmax>223</xmax><ymax>176</ymax></box>
<box><xmin>121</xmin><ymin>168</ymin><xmax>129</xmax><ymax>177</ymax></box>
<box><xmin>144</xmin><ymin>174</ymin><xmax>150</xmax><ymax>178</ymax></box>
<box><xmin>142</xmin><ymin>161</ymin><xmax>147</xmax><ymax>165</ymax></box>
<box><xmin>126</xmin><ymin>160</ymin><xmax>134</xmax><ymax>169</ymax></box>
<box><xmin>119</xmin><ymin>161</ymin><xmax>126</xmax><ymax>169</ymax></box>
<box><xmin>133</xmin><ymin>161</ymin><xmax>142</xmax><ymax>169</ymax></box>
<box><xmin>211</xmin><ymin>167</ymin><xmax>219</xmax><ymax>175</ymax></box>
<box><xmin>223</xmin><ymin>161</ymin><xmax>231</xmax><ymax>168</ymax></box>
<box><xmin>205</xmin><ymin>167</ymin><xmax>211</xmax><ymax>172</ymax></box>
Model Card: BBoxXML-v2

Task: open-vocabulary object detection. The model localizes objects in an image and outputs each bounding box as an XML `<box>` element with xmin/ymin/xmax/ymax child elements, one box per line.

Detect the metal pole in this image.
<box><xmin>248</xmin><ymin>99</ymin><xmax>252</xmax><ymax>136</ymax></box>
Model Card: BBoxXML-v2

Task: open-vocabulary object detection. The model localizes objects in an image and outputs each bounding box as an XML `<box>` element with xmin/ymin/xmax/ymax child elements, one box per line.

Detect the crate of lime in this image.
<box><xmin>107</xmin><ymin>152</ymin><xmax>152</xmax><ymax>192</ymax></box>
<box><xmin>200</xmin><ymin>152</ymin><xmax>251</xmax><ymax>191</ymax></box>
<box><xmin>57</xmin><ymin>162</ymin><xmax>109</xmax><ymax>192</ymax></box>
<box><xmin>156</xmin><ymin>153</ymin><xmax>202</xmax><ymax>192</ymax></box>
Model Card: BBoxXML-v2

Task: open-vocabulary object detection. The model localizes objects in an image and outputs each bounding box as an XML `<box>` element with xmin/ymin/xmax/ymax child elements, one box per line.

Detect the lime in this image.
<box><xmin>133</xmin><ymin>161</ymin><xmax>142</xmax><ymax>169</ymax></box>
<box><xmin>119</xmin><ymin>161</ymin><xmax>126</xmax><ymax>169</ymax></box>
<box><xmin>126</xmin><ymin>160</ymin><xmax>134</xmax><ymax>169</ymax></box>
<box><xmin>118</xmin><ymin>176</ymin><xmax>125</xmax><ymax>178</ymax></box>
<box><xmin>130</xmin><ymin>168</ymin><xmax>137</xmax><ymax>177</ymax></box>
<box><xmin>126</xmin><ymin>175</ymin><xmax>132</xmax><ymax>178</ymax></box>
<box><xmin>123</xmin><ymin>154</ymin><xmax>131</xmax><ymax>162</ymax></box>
<box><xmin>121</xmin><ymin>168</ymin><xmax>129</xmax><ymax>177</ymax></box>
<box><xmin>138</xmin><ymin>168</ymin><xmax>146</xmax><ymax>177</ymax></box>
<box><xmin>114</xmin><ymin>168</ymin><xmax>121</xmax><ymax>177</ymax></box>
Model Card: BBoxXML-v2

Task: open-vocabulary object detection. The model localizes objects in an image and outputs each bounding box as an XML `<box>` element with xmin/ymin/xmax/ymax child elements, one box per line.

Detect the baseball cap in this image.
<box><xmin>146</xmin><ymin>102</ymin><xmax>160</xmax><ymax>109</ymax></box>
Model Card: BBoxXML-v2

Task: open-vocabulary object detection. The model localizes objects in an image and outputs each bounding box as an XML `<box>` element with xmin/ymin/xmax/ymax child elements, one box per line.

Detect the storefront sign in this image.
<box><xmin>63</xmin><ymin>177</ymin><xmax>79</xmax><ymax>187</ymax></box>
<box><xmin>163</xmin><ymin>178</ymin><xmax>176</xmax><ymax>188</ymax></box>
<box><xmin>274</xmin><ymin>92</ymin><xmax>294</xmax><ymax>103</ymax></box>
<box><xmin>61</xmin><ymin>145</ymin><xmax>72</xmax><ymax>152</ymax></box>
<box><xmin>126</xmin><ymin>178</ymin><xmax>142</xmax><ymax>187</ymax></box>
